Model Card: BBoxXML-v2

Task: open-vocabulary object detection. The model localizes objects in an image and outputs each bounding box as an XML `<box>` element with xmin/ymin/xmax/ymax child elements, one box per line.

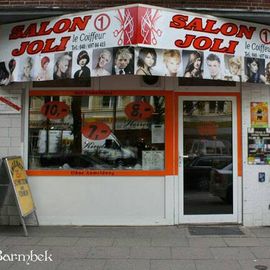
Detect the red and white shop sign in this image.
<box><xmin>0</xmin><ymin>94</ymin><xmax>21</xmax><ymax>114</ymax></box>
<box><xmin>0</xmin><ymin>5</ymin><xmax>269</xmax><ymax>60</ymax></box>
<box><xmin>0</xmin><ymin>4</ymin><xmax>270</xmax><ymax>85</ymax></box>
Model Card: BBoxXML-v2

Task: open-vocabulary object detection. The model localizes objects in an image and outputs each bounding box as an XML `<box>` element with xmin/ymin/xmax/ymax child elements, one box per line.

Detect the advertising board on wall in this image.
<box><xmin>250</xmin><ymin>102</ymin><xmax>269</xmax><ymax>128</ymax></box>
<box><xmin>248</xmin><ymin>128</ymin><xmax>270</xmax><ymax>165</ymax></box>
<box><xmin>1</xmin><ymin>4</ymin><xmax>270</xmax><ymax>85</ymax></box>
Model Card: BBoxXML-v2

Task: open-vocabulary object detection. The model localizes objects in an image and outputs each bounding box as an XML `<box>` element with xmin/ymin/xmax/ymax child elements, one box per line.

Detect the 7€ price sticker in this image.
<box><xmin>124</xmin><ymin>101</ymin><xmax>154</xmax><ymax>121</ymax></box>
<box><xmin>40</xmin><ymin>101</ymin><xmax>69</xmax><ymax>120</ymax></box>
<box><xmin>82</xmin><ymin>122</ymin><xmax>111</xmax><ymax>140</ymax></box>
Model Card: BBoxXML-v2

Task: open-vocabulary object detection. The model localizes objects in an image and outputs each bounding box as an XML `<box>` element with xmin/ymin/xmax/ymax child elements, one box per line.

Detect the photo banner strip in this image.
<box><xmin>0</xmin><ymin>4</ymin><xmax>270</xmax><ymax>84</ymax></box>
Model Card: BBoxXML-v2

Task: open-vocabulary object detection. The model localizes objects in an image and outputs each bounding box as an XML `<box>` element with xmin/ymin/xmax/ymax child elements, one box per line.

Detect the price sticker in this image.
<box><xmin>125</xmin><ymin>101</ymin><xmax>154</xmax><ymax>121</ymax></box>
<box><xmin>40</xmin><ymin>101</ymin><xmax>69</xmax><ymax>120</ymax></box>
<box><xmin>82</xmin><ymin>122</ymin><xmax>111</xmax><ymax>140</ymax></box>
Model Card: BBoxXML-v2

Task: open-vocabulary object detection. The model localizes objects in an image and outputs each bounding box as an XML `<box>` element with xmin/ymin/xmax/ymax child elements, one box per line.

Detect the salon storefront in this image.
<box><xmin>0</xmin><ymin>4</ymin><xmax>270</xmax><ymax>226</ymax></box>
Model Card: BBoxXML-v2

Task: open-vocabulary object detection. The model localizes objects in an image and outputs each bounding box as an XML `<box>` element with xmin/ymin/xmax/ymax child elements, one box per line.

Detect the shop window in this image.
<box><xmin>28</xmin><ymin>93</ymin><xmax>167</xmax><ymax>173</ymax></box>
<box><xmin>102</xmin><ymin>96</ymin><xmax>114</xmax><ymax>108</ymax></box>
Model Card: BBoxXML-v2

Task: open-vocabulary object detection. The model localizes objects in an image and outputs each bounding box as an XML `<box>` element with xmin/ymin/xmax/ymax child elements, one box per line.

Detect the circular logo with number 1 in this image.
<box><xmin>94</xmin><ymin>14</ymin><xmax>111</xmax><ymax>31</ymax></box>
<box><xmin>260</xmin><ymin>29</ymin><xmax>270</xmax><ymax>44</ymax></box>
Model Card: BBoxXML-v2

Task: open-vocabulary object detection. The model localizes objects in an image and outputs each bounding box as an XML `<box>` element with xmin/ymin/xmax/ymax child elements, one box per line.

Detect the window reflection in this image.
<box><xmin>28</xmin><ymin>95</ymin><xmax>165</xmax><ymax>171</ymax></box>
<box><xmin>183</xmin><ymin>100</ymin><xmax>233</xmax><ymax>215</ymax></box>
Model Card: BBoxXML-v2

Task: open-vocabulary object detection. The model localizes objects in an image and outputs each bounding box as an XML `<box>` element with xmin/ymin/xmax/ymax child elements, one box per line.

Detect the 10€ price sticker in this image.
<box><xmin>40</xmin><ymin>101</ymin><xmax>69</xmax><ymax>120</ymax></box>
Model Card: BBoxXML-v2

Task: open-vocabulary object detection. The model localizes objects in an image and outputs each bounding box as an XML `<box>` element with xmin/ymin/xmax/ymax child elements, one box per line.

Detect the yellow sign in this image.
<box><xmin>251</xmin><ymin>102</ymin><xmax>269</xmax><ymax>128</ymax></box>
<box><xmin>5</xmin><ymin>157</ymin><xmax>35</xmax><ymax>217</ymax></box>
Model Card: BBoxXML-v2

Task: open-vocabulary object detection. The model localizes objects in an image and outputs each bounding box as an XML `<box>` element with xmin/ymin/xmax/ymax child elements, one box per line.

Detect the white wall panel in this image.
<box><xmin>242</xmin><ymin>83</ymin><xmax>270</xmax><ymax>226</ymax></box>
<box><xmin>28</xmin><ymin>176</ymin><xmax>174</xmax><ymax>225</ymax></box>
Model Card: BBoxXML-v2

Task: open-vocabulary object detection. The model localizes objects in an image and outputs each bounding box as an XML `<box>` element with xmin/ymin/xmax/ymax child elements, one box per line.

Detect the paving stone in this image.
<box><xmin>0</xmin><ymin>225</ymin><xmax>270</xmax><ymax>270</ymax></box>
<box><xmin>250</xmin><ymin>228</ymin><xmax>270</xmax><ymax>238</ymax></box>
<box><xmin>238</xmin><ymin>259</ymin><xmax>270</xmax><ymax>270</ymax></box>
<box><xmin>37</xmin><ymin>237</ymin><xmax>79</xmax><ymax>246</ymax></box>
<box><xmin>9</xmin><ymin>260</ymin><xmax>60</xmax><ymax>270</ymax></box>
<box><xmin>258</xmin><ymin>238</ymin><xmax>270</xmax><ymax>246</ymax></box>
<box><xmin>210</xmin><ymin>247</ymin><xmax>256</xmax><ymax>259</ymax></box>
<box><xmin>189</xmin><ymin>237</ymin><xmax>227</xmax><ymax>247</ymax></box>
<box><xmin>49</xmin><ymin>246</ymin><xmax>90</xmax><ymax>259</ymax></box>
<box><xmin>0</xmin><ymin>244</ymin><xmax>12</xmax><ymax>253</ymax></box>
<box><xmin>151</xmin><ymin>237</ymin><xmax>189</xmax><ymax>247</ymax></box>
<box><xmin>76</xmin><ymin>227</ymin><xmax>135</xmax><ymax>239</ymax></box>
<box><xmin>172</xmin><ymin>247</ymin><xmax>213</xmax><ymax>260</ymax></box>
<box><xmin>0</xmin><ymin>248</ymin><xmax>58</xmax><ymax>270</ymax></box>
<box><xmin>82</xmin><ymin>231</ymin><xmax>131</xmax><ymax>239</ymax></box>
<box><xmin>0</xmin><ymin>261</ymin><xmax>15</xmax><ymax>270</ymax></box>
<box><xmin>87</xmin><ymin>247</ymin><xmax>130</xmax><ymax>259</ymax></box>
<box><xmin>250</xmin><ymin>247</ymin><xmax>270</xmax><ymax>259</ymax></box>
<box><xmin>28</xmin><ymin>226</ymin><xmax>96</xmax><ymax>238</ymax></box>
<box><xmin>195</xmin><ymin>259</ymin><xmax>242</xmax><ymax>270</ymax></box>
<box><xmin>75</xmin><ymin>238</ymin><xmax>113</xmax><ymax>247</ymax></box>
<box><xmin>1</xmin><ymin>236</ymin><xmax>41</xmax><ymax>246</ymax></box>
<box><xmin>57</xmin><ymin>259</ymin><xmax>106</xmax><ymax>270</ymax></box>
<box><xmin>104</xmin><ymin>259</ymin><xmax>150</xmax><ymax>270</ymax></box>
<box><xmin>5</xmin><ymin>245</ymin><xmax>52</xmax><ymax>255</ymax></box>
<box><xmin>224</xmin><ymin>237</ymin><xmax>262</xmax><ymax>247</ymax></box>
<box><xmin>130</xmin><ymin>247</ymin><xmax>171</xmax><ymax>259</ymax></box>
<box><xmin>113</xmin><ymin>237</ymin><xmax>151</xmax><ymax>247</ymax></box>
<box><xmin>133</xmin><ymin>227</ymin><xmax>187</xmax><ymax>238</ymax></box>
<box><xmin>0</xmin><ymin>236</ymin><xmax>7</xmax><ymax>243</ymax></box>
<box><xmin>150</xmin><ymin>259</ymin><xmax>196</xmax><ymax>270</ymax></box>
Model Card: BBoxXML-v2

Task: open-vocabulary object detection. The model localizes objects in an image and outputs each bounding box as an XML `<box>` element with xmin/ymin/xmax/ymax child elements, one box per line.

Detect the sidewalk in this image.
<box><xmin>0</xmin><ymin>225</ymin><xmax>270</xmax><ymax>270</ymax></box>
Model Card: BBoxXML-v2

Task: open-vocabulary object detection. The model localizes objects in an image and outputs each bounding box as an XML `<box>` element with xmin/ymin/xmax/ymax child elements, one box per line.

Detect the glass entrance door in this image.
<box><xmin>178</xmin><ymin>96</ymin><xmax>238</xmax><ymax>223</ymax></box>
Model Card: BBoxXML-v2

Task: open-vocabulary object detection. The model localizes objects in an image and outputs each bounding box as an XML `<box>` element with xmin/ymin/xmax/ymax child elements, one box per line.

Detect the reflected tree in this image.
<box><xmin>71</xmin><ymin>97</ymin><xmax>82</xmax><ymax>156</ymax></box>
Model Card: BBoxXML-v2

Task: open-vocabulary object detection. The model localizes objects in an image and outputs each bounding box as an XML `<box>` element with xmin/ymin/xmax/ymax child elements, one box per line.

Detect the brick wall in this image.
<box><xmin>0</xmin><ymin>86</ymin><xmax>22</xmax><ymax>226</ymax></box>
<box><xmin>1</xmin><ymin>0</ymin><xmax>270</xmax><ymax>10</ymax></box>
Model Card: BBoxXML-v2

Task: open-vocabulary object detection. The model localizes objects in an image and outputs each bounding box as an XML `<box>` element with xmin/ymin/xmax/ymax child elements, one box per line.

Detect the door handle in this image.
<box><xmin>178</xmin><ymin>155</ymin><xmax>189</xmax><ymax>166</ymax></box>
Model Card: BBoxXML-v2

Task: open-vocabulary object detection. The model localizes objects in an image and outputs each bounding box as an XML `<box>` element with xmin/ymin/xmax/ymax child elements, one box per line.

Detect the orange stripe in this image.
<box><xmin>28</xmin><ymin>90</ymin><xmax>174</xmax><ymax>176</ymax></box>
<box><xmin>28</xmin><ymin>90</ymin><xmax>242</xmax><ymax>177</ymax></box>
<box><xmin>174</xmin><ymin>93</ymin><xmax>179</xmax><ymax>175</ymax></box>
<box><xmin>165</xmin><ymin>91</ymin><xmax>174</xmax><ymax>174</ymax></box>
<box><xmin>26</xmin><ymin>170</ymin><xmax>169</xmax><ymax>177</ymax></box>
<box><xmin>236</xmin><ymin>93</ymin><xmax>242</xmax><ymax>176</ymax></box>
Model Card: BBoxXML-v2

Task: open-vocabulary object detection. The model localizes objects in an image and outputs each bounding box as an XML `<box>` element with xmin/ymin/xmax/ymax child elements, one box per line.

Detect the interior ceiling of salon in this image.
<box><xmin>0</xmin><ymin>7</ymin><xmax>270</xmax><ymax>26</ymax></box>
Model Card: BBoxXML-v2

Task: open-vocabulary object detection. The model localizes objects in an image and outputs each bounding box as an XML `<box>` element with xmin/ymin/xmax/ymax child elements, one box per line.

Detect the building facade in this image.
<box><xmin>0</xmin><ymin>1</ymin><xmax>270</xmax><ymax>227</ymax></box>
